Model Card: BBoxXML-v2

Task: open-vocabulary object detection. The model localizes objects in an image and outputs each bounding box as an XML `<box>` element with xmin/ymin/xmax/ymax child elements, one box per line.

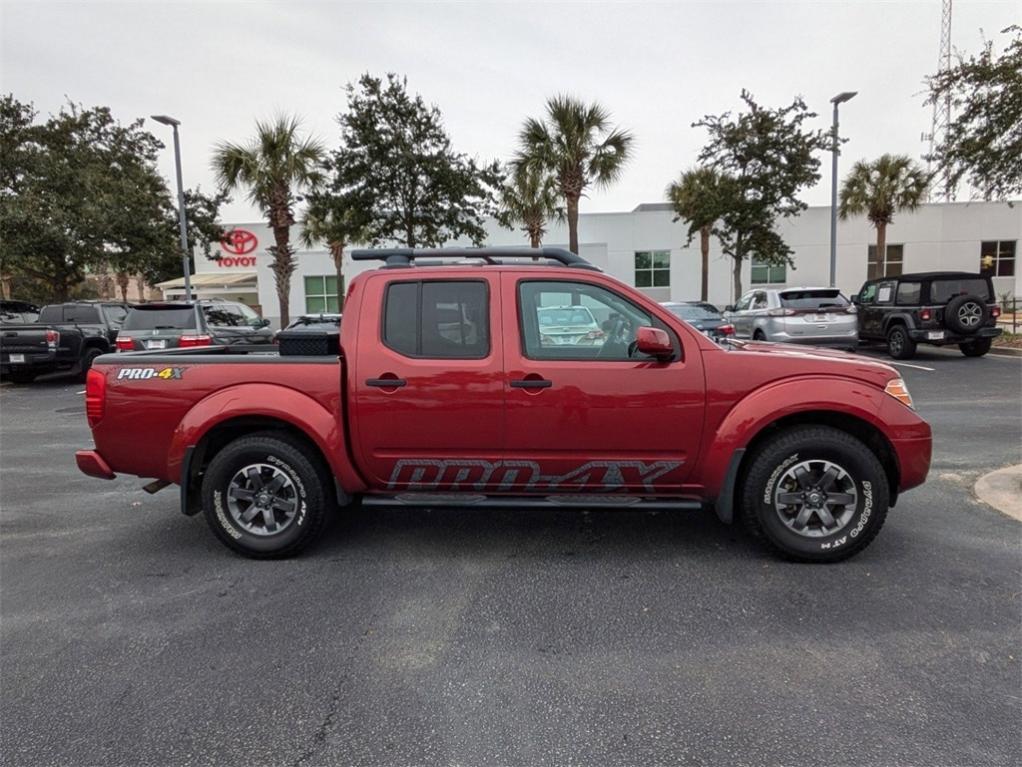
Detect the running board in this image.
<box><xmin>362</xmin><ymin>493</ymin><xmax>704</xmax><ymax>511</ymax></box>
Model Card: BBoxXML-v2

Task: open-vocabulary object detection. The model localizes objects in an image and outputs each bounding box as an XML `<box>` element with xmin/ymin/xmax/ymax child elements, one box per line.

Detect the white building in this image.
<box><xmin>159</xmin><ymin>200</ymin><xmax>1020</xmax><ymax>328</ymax></box>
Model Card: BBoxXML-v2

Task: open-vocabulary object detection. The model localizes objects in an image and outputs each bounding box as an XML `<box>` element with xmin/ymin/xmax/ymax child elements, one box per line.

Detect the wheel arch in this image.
<box><xmin>882</xmin><ymin>314</ymin><xmax>911</xmax><ymax>333</ymax></box>
<box><xmin>705</xmin><ymin>379</ymin><xmax>901</xmax><ymax>522</ymax></box>
<box><xmin>181</xmin><ymin>415</ymin><xmax>353</xmax><ymax>516</ymax></box>
<box><xmin>168</xmin><ymin>383</ymin><xmax>365</xmax><ymax>515</ymax></box>
<box><xmin>738</xmin><ymin>410</ymin><xmax>899</xmax><ymax>502</ymax></box>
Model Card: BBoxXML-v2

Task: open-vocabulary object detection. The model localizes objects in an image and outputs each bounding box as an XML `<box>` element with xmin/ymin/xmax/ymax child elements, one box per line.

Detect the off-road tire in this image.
<box><xmin>945</xmin><ymin>294</ymin><xmax>987</xmax><ymax>336</ymax></box>
<box><xmin>78</xmin><ymin>347</ymin><xmax>104</xmax><ymax>381</ymax></box>
<box><xmin>959</xmin><ymin>337</ymin><xmax>993</xmax><ymax>357</ymax></box>
<box><xmin>202</xmin><ymin>431</ymin><xmax>332</xmax><ymax>559</ymax></box>
<box><xmin>886</xmin><ymin>325</ymin><xmax>916</xmax><ymax>360</ymax></box>
<box><xmin>739</xmin><ymin>426</ymin><xmax>890</xmax><ymax>562</ymax></box>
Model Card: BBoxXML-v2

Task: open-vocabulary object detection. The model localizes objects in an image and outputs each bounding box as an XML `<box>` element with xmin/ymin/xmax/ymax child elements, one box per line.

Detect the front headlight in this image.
<box><xmin>884</xmin><ymin>377</ymin><xmax>914</xmax><ymax>409</ymax></box>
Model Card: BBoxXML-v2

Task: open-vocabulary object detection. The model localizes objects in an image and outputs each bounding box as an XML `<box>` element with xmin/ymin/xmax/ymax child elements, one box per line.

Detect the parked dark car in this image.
<box><xmin>1</xmin><ymin>300</ymin><xmax>40</xmax><ymax>325</ymax></box>
<box><xmin>115</xmin><ymin>300</ymin><xmax>273</xmax><ymax>352</ymax></box>
<box><xmin>0</xmin><ymin>301</ymin><xmax>129</xmax><ymax>383</ymax></box>
<box><xmin>661</xmin><ymin>301</ymin><xmax>734</xmax><ymax>341</ymax></box>
<box><xmin>853</xmin><ymin>271</ymin><xmax>1002</xmax><ymax>359</ymax></box>
<box><xmin>275</xmin><ymin>313</ymin><xmax>342</xmax><ymax>337</ymax></box>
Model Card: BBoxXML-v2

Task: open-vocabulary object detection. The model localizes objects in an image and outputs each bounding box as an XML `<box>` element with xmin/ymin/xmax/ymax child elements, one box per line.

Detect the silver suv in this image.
<box><xmin>724</xmin><ymin>288</ymin><xmax>858</xmax><ymax>350</ymax></box>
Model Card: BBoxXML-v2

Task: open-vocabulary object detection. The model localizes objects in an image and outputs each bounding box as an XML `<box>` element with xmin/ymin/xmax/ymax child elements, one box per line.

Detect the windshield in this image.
<box><xmin>780</xmin><ymin>290</ymin><xmax>850</xmax><ymax>310</ymax></box>
<box><xmin>537</xmin><ymin>307</ymin><xmax>597</xmax><ymax>328</ymax></box>
<box><xmin>665</xmin><ymin>304</ymin><xmax>720</xmax><ymax>321</ymax></box>
<box><xmin>930</xmin><ymin>278</ymin><xmax>992</xmax><ymax>303</ymax></box>
<box><xmin>123</xmin><ymin>306</ymin><xmax>197</xmax><ymax>331</ymax></box>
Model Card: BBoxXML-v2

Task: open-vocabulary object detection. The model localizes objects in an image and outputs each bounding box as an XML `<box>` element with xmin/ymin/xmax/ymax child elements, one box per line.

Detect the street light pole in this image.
<box><xmin>829</xmin><ymin>91</ymin><xmax>857</xmax><ymax>288</ymax></box>
<box><xmin>151</xmin><ymin>115</ymin><xmax>192</xmax><ymax>301</ymax></box>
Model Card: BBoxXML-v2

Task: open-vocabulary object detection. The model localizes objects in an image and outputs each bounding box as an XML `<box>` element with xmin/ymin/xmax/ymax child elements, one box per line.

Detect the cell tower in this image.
<box><xmin>925</xmin><ymin>0</ymin><xmax>955</xmax><ymax>201</ymax></box>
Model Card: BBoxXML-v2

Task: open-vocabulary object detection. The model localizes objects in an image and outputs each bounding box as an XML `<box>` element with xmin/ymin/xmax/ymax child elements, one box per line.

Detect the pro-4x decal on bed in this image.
<box><xmin>116</xmin><ymin>367</ymin><xmax>185</xmax><ymax>380</ymax></box>
<box><xmin>386</xmin><ymin>459</ymin><xmax>683</xmax><ymax>493</ymax></box>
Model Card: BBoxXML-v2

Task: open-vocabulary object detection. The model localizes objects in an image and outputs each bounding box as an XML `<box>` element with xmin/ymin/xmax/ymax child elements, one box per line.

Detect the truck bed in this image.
<box><xmin>89</xmin><ymin>347</ymin><xmax>348</xmax><ymax>485</ymax></box>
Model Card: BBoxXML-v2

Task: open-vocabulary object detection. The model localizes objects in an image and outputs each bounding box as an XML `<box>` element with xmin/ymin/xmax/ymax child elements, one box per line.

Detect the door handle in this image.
<box><xmin>366</xmin><ymin>377</ymin><xmax>406</xmax><ymax>388</ymax></box>
<box><xmin>510</xmin><ymin>378</ymin><xmax>552</xmax><ymax>389</ymax></box>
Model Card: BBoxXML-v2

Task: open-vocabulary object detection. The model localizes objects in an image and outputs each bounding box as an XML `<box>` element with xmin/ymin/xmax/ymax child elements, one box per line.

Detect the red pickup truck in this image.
<box><xmin>76</xmin><ymin>248</ymin><xmax>932</xmax><ymax>562</ymax></box>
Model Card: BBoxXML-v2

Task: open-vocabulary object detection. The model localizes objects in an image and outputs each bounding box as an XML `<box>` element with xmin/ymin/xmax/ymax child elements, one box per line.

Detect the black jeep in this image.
<box><xmin>853</xmin><ymin>271</ymin><xmax>1002</xmax><ymax>359</ymax></box>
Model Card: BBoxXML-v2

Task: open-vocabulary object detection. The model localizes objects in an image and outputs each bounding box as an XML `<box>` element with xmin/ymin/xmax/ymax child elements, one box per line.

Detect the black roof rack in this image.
<box><xmin>350</xmin><ymin>247</ymin><xmax>601</xmax><ymax>271</ymax></box>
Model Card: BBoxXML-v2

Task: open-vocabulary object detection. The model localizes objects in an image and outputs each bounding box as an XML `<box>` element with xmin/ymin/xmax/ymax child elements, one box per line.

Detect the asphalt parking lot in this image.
<box><xmin>2</xmin><ymin>347</ymin><xmax>1020</xmax><ymax>767</ymax></box>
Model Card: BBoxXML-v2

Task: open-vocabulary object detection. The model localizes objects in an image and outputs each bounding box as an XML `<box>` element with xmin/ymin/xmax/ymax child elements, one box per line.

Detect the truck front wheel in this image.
<box><xmin>739</xmin><ymin>426</ymin><xmax>889</xmax><ymax>562</ymax></box>
<box><xmin>201</xmin><ymin>431</ymin><xmax>332</xmax><ymax>558</ymax></box>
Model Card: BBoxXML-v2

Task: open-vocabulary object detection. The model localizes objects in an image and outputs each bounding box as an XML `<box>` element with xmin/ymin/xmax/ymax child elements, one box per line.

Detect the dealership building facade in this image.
<box><xmin>158</xmin><ymin>200</ymin><xmax>1021</xmax><ymax>327</ymax></box>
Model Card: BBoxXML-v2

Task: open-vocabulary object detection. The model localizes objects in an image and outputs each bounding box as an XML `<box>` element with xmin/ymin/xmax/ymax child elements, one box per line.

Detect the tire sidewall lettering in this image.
<box><xmin>212</xmin><ymin>489</ymin><xmax>243</xmax><ymax>540</ymax></box>
<box><xmin>763</xmin><ymin>452</ymin><xmax>799</xmax><ymax>505</ymax></box>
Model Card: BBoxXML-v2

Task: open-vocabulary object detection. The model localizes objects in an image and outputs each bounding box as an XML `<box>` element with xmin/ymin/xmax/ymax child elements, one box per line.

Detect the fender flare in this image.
<box><xmin>703</xmin><ymin>376</ymin><xmax>890</xmax><ymax>507</ymax></box>
<box><xmin>166</xmin><ymin>382</ymin><xmax>366</xmax><ymax>495</ymax></box>
<box><xmin>882</xmin><ymin>313</ymin><xmax>914</xmax><ymax>333</ymax></box>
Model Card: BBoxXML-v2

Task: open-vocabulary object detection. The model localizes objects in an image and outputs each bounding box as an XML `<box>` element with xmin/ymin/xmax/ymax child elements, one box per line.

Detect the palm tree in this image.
<box><xmin>212</xmin><ymin>115</ymin><xmax>325</xmax><ymax>326</ymax></box>
<box><xmin>666</xmin><ymin>167</ymin><xmax>731</xmax><ymax>302</ymax></box>
<box><xmin>518</xmin><ymin>96</ymin><xmax>633</xmax><ymax>254</ymax></box>
<box><xmin>497</xmin><ymin>161</ymin><xmax>562</xmax><ymax>249</ymax></box>
<box><xmin>301</xmin><ymin>192</ymin><xmax>369</xmax><ymax>312</ymax></box>
<box><xmin>839</xmin><ymin>154</ymin><xmax>929</xmax><ymax>275</ymax></box>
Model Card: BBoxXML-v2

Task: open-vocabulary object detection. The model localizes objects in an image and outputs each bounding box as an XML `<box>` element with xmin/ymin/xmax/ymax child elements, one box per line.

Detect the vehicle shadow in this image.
<box><xmin>319</xmin><ymin>502</ymin><xmax>766</xmax><ymax>564</ymax></box>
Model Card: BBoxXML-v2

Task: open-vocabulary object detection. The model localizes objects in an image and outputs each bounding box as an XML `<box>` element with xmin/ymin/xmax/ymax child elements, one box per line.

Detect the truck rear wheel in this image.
<box><xmin>78</xmin><ymin>348</ymin><xmax>103</xmax><ymax>382</ymax></box>
<box><xmin>739</xmin><ymin>426</ymin><xmax>889</xmax><ymax>562</ymax></box>
<box><xmin>201</xmin><ymin>431</ymin><xmax>332</xmax><ymax>558</ymax></box>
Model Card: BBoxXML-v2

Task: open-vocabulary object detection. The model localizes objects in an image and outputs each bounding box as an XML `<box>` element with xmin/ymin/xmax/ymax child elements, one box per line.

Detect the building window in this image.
<box><xmin>867</xmin><ymin>244</ymin><xmax>904</xmax><ymax>280</ymax></box>
<box><xmin>980</xmin><ymin>241</ymin><xmax>1016</xmax><ymax>277</ymax></box>
<box><xmin>750</xmin><ymin>257</ymin><xmax>786</xmax><ymax>285</ymax></box>
<box><xmin>635</xmin><ymin>250</ymin><xmax>670</xmax><ymax>288</ymax></box>
<box><xmin>304</xmin><ymin>275</ymin><xmax>341</xmax><ymax>313</ymax></box>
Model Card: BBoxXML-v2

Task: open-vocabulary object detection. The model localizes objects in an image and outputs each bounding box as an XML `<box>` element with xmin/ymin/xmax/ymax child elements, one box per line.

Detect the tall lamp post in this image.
<box><xmin>829</xmin><ymin>91</ymin><xmax>857</xmax><ymax>288</ymax></box>
<box><xmin>151</xmin><ymin>114</ymin><xmax>192</xmax><ymax>301</ymax></box>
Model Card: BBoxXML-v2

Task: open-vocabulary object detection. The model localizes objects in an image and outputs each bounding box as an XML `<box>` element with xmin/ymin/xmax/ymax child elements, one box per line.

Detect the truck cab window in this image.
<box><xmin>383</xmin><ymin>280</ymin><xmax>489</xmax><ymax>359</ymax></box>
<box><xmin>517</xmin><ymin>280</ymin><xmax>654</xmax><ymax>361</ymax></box>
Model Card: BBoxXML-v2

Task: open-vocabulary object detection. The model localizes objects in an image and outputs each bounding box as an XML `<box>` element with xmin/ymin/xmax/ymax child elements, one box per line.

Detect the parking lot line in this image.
<box><xmin>867</xmin><ymin>358</ymin><xmax>936</xmax><ymax>372</ymax></box>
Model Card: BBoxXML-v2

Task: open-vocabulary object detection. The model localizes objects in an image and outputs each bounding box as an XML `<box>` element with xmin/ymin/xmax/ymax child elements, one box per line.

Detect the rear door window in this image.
<box><xmin>383</xmin><ymin>280</ymin><xmax>489</xmax><ymax>359</ymax></box>
<box><xmin>123</xmin><ymin>306</ymin><xmax>197</xmax><ymax>331</ymax></box>
<box><xmin>895</xmin><ymin>282</ymin><xmax>921</xmax><ymax>305</ymax></box>
<box><xmin>930</xmin><ymin>278</ymin><xmax>992</xmax><ymax>303</ymax></box>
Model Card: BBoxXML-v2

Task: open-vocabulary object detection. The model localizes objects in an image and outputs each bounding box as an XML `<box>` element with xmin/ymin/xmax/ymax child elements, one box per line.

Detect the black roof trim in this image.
<box><xmin>869</xmin><ymin>271</ymin><xmax>990</xmax><ymax>281</ymax></box>
<box><xmin>350</xmin><ymin>247</ymin><xmax>601</xmax><ymax>272</ymax></box>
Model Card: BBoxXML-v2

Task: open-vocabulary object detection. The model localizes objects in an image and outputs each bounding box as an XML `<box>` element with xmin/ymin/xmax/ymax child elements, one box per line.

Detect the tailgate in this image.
<box><xmin>0</xmin><ymin>326</ymin><xmax>58</xmax><ymax>363</ymax></box>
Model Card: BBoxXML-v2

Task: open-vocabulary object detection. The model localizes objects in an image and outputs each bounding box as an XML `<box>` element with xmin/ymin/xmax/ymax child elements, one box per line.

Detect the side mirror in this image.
<box><xmin>252</xmin><ymin>317</ymin><xmax>270</xmax><ymax>329</ymax></box>
<box><xmin>635</xmin><ymin>326</ymin><xmax>673</xmax><ymax>361</ymax></box>
<box><xmin>850</xmin><ymin>295</ymin><xmax>860</xmax><ymax>305</ymax></box>
<box><xmin>724</xmin><ymin>305</ymin><xmax>735</xmax><ymax>313</ymax></box>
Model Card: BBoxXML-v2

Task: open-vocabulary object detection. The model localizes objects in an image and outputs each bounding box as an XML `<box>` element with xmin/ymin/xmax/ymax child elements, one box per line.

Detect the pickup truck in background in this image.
<box><xmin>1</xmin><ymin>301</ymin><xmax>129</xmax><ymax>383</ymax></box>
<box><xmin>75</xmin><ymin>248</ymin><xmax>932</xmax><ymax>562</ymax></box>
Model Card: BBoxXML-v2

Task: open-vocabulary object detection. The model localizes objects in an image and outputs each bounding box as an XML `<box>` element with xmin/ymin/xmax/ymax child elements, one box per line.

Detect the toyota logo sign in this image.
<box><xmin>221</xmin><ymin>229</ymin><xmax>258</xmax><ymax>256</ymax></box>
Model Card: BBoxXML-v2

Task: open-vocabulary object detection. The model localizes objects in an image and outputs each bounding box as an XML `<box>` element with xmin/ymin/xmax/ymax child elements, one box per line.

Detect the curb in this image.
<box><xmin>989</xmin><ymin>346</ymin><xmax>1022</xmax><ymax>358</ymax></box>
<box><xmin>974</xmin><ymin>464</ymin><xmax>1022</xmax><ymax>522</ymax></box>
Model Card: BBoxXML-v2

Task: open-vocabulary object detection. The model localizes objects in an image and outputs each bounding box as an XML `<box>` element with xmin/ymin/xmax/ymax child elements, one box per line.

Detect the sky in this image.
<box><xmin>1</xmin><ymin>0</ymin><xmax>1018</xmax><ymax>223</ymax></box>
